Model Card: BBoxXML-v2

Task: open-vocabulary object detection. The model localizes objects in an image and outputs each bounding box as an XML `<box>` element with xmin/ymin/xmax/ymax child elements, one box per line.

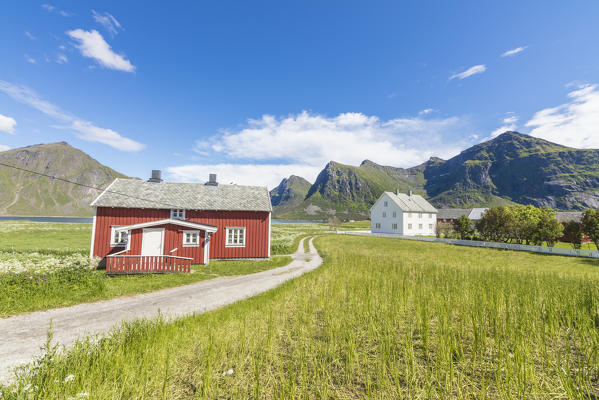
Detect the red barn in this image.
<box><xmin>89</xmin><ymin>171</ymin><xmax>272</xmax><ymax>274</ymax></box>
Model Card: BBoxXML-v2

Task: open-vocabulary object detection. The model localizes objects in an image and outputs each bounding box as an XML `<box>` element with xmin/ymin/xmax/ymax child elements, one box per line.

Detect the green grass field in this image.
<box><xmin>4</xmin><ymin>235</ymin><xmax>599</xmax><ymax>399</ymax></box>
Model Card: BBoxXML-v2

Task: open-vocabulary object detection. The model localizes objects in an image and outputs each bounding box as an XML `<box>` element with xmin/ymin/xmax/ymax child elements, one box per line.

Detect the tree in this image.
<box><xmin>436</xmin><ymin>221</ymin><xmax>454</xmax><ymax>238</ymax></box>
<box><xmin>508</xmin><ymin>205</ymin><xmax>543</xmax><ymax>245</ymax></box>
<box><xmin>582</xmin><ymin>209</ymin><xmax>599</xmax><ymax>250</ymax></box>
<box><xmin>533</xmin><ymin>209</ymin><xmax>563</xmax><ymax>247</ymax></box>
<box><xmin>476</xmin><ymin>206</ymin><xmax>513</xmax><ymax>242</ymax></box>
<box><xmin>455</xmin><ymin>215</ymin><xmax>474</xmax><ymax>240</ymax></box>
<box><xmin>563</xmin><ymin>220</ymin><xmax>583</xmax><ymax>249</ymax></box>
<box><xmin>328</xmin><ymin>216</ymin><xmax>341</xmax><ymax>231</ymax></box>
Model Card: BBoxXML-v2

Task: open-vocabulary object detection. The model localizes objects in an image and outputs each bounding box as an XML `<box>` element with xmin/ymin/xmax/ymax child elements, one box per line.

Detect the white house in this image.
<box><xmin>370</xmin><ymin>191</ymin><xmax>438</xmax><ymax>236</ymax></box>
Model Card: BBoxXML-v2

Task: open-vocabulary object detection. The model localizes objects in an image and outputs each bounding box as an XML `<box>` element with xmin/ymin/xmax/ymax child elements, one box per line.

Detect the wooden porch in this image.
<box><xmin>106</xmin><ymin>254</ymin><xmax>193</xmax><ymax>274</ymax></box>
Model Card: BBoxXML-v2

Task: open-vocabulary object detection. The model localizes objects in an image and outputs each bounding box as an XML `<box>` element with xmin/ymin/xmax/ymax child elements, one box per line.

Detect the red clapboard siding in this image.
<box><xmin>93</xmin><ymin>207</ymin><xmax>270</xmax><ymax>263</ymax></box>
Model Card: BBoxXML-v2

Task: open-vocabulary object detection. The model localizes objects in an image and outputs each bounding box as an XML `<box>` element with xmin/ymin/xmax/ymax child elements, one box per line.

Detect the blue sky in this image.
<box><xmin>1</xmin><ymin>1</ymin><xmax>599</xmax><ymax>188</ymax></box>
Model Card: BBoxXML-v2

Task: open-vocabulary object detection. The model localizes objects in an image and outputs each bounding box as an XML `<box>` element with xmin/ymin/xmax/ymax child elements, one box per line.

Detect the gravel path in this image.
<box><xmin>0</xmin><ymin>237</ymin><xmax>322</xmax><ymax>382</ymax></box>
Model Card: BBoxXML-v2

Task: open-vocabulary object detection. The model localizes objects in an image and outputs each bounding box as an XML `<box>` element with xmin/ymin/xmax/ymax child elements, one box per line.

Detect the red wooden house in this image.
<box><xmin>89</xmin><ymin>171</ymin><xmax>272</xmax><ymax>274</ymax></box>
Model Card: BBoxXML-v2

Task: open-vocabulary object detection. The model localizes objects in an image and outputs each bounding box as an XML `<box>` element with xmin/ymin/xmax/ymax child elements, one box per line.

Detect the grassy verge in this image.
<box><xmin>0</xmin><ymin>256</ymin><xmax>291</xmax><ymax>317</ymax></box>
<box><xmin>5</xmin><ymin>236</ymin><xmax>599</xmax><ymax>398</ymax></box>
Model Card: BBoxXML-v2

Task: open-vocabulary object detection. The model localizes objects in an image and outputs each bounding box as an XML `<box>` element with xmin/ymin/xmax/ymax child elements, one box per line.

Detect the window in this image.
<box><xmin>429</xmin><ymin>213</ymin><xmax>433</xmax><ymax>219</ymax></box>
<box><xmin>384</xmin><ymin>201</ymin><xmax>388</xmax><ymax>207</ymax></box>
<box><xmin>419</xmin><ymin>213</ymin><xmax>423</xmax><ymax>219</ymax></box>
<box><xmin>226</xmin><ymin>227</ymin><xmax>246</xmax><ymax>247</ymax></box>
<box><xmin>408</xmin><ymin>223</ymin><xmax>412</xmax><ymax>230</ymax></box>
<box><xmin>408</xmin><ymin>213</ymin><xmax>412</xmax><ymax>218</ymax></box>
<box><xmin>429</xmin><ymin>224</ymin><xmax>433</xmax><ymax>230</ymax></box>
<box><xmin>171</xmin><ymin>209</ymin><xmax>185</xmax><ymax>219</ymax></box>
<box><xmin>375</xmin><ymin>223</ymin><xmax>381</xmax><ymax>229</ymax></box>
<box><xmin>392</xmin><ymin>211</ymin><xmax>396</xmax><ymax>218</ymax></box>
<box><xmin>419</xmin><ymin>224</ymin><xmax>423</xmax><ymax>229</ymax></box>
<box><xmin>182</xmin><ymin>230</ymin><xmax>200</xmax><ymax>246</ymax></box>
<box><xmin>382</xmin><ymin>212</ymin><xmax>386</xmax><ymax>217</ymax></box>
<box><xmin>110</xmin><ymin>226</ymin><xmax>128</xmax><ymax>247</ymax></box>
<box><xmin>392</xmin><ymin>223</ymin><xmax>398</xmax><ymax>230</ymax></box>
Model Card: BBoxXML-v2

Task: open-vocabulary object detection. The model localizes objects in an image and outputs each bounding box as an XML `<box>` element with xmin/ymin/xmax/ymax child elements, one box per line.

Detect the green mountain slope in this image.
<box><xmin>272</xmin><ymin>132</ymin><xmax>599</xmax><ymax>220</ymax></box>
<box><xmin>424</xmin><ymin>132</ymin><xmax>599</xmax><ymax>209</ymax></box>
<box><xmin>273</xmin><ymin>160</ymin><xmax>432</xmax><ymax>220</ymax></box>
<box><xmin>269</xmin><ymin>175</ymin><xmax>312</xmax><ymax>216</ymax></box>
<box><xmin>0</xmin><ymin>142</ymin><xmax>127</xmax><ymax>216</ymax></box>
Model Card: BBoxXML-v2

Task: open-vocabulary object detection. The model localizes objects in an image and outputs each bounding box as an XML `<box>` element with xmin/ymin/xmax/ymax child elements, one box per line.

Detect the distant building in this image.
<box><xmin>370</xmin><ymin>191</ymin><xmax>437</xmax><ymax>236</ymax></box>
<box><xmin>437</xmin><ymin>208</ymin><xmax>489</xmax><ymax>225</ymax></box>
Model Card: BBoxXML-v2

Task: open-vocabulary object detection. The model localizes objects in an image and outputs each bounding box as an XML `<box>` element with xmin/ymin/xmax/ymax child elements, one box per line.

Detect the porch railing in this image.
<box><xmin>106</xmin><ymin>254</ymin><xmax>193</xmax><ymax>274</ymax></box>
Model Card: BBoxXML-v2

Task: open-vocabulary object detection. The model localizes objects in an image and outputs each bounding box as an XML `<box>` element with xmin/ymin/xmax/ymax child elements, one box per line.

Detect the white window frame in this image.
<box><xmin>392</xmin><ymin>223</ymin><xmax>398</xmax><ymax>230</ymax></box>
<box><xmin>382</xmin><ymin>212</ymin><xmax>386</xmax><ymax>217</ymax></box>
<box><xmin>384</xmin><ymin>201</ymin><xmax>388</xmax><ymax>207</ymax></box>
<box><xmin>429</xmin><ymin>213</ymin><xmax>433</xmax><ymax>219</ymax></box>
<box><xmin>408</xmin><ymin>223</ymin><xmax>412</xmax><ymax>230</ymax></box>
<box><xmin>170</xmin><ymin>209</ymin><xmax>185</xmax><ymax>220</ymax></box>
<box><xmin>429</xmin><ymin>224</ymin><xmax>433</xmax><ymax>230</ymax></box>
<box><xmin>110</xmin><ymin>226</ymin><xmax>128</xmax><ymax>247</ymax></box>
<box><xmin>375</xmin><ymin>223</ymin><xmax>381</xmax><ymax>229</ymax></box>
<box><xmin>408</xmin><ymin>213</ymin><xmax>412</xmax><ymax>218</ymax></box>
<box><xmin>392</xmin><ymin>211</ymin><xmax>396</xmax><ymax>218</ymax></box>
<box><xmin>182</xmin><ymin>230</ymin><xmax>200</xmax><ymax>247</ymax></box>
<box><xmin>419</xmin><ymin>213</ymin><xmax>423</xmax><ymax>219</ymax></box>
<box><xmin>226</xmin><ymin>227</ymin><xmax>246</xmax><ymax>247</ymax></box>
<box><xmin>419</xmin><ymin>224</ymin><xmax>423</xmax><ymax>229</ymax></box>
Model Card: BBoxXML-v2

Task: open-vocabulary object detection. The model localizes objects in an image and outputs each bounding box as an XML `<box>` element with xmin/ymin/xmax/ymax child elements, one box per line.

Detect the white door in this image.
<box><xmin>141</xmin><ymin>228</ymin><xmax>164</xmax><ymax>256</ymax></box>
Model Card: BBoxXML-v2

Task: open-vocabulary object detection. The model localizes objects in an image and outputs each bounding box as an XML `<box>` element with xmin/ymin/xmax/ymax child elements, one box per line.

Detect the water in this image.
<box><xmin>272</xmin><ymin>220</ymin><xmax>324</xmax><ymax>224</ymax></box>
<box><xmin>0</xmin><ymin>216</ymin><xmax>93</xmax><ymax>223</ymax></box>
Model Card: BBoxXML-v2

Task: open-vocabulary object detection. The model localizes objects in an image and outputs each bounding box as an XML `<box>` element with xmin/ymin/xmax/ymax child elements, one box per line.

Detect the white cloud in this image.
<box><xmin>67</xmin><ymin>29</ymin><xmax>135</xmax><ymax>72</ymax></box>
<box><xmin>169</xmin><ymin>111</ymin><xmax>473</xmax><ymax>187</ymax></box>
<box><xmin>25</xmin><ymin>55</ymin><xmax>36</xmax><ymax>64</ymax></box>
<box><xmin>92</xmin><ymin>10</ymin><xmax>122</xmax><ymax>36</ymax></box>
<box><xmin>0</xmin><ymin>114</ymin><xmax>16</xmax><ymax>134</ymax></box>
<box><xmin>167</xmin><ymin>163</ymin><xmax>321</xmax><ymax>189</ymax></box>
<box><xmin>0</xmin><ymin>144</ymin><xmax>9</xmax><ymax>152</ymax></box>
<box><xmin>503</xmin><ymin>115</ymin><xmax>518</xmax><ymax>124</ymax></box>
<box><xmin>490</xmin><ymin>125</ymin><xmax>516</xmax><ymax>138</ymax></box>
<box><xmin>0</xmin><ymin>81</ymin><xmax>144</xmax><ymax>151</ymax></box>
<box><xmin>501</xmin><ymin>46</ymin><xmax>527</xmax><ymax>57</ymax></box>
<box><xmin>419</xmin><ymin>108</ymin><xmax>435</xmax><ymax>115</ymax></box>
<box><xmin>56</xmin><ymin>54</ymin><xmax>68</xmax><ymax>64</ymax></box>
<box><xmin>449</xmin><ymin>64</ymin><xmax>486</xmax><ymax>80</ymax></box>
<box><xmin>525</xmin><ymin>84</ymin><xmax>599</xmax><ymax>148</ymax></box>
<box><xmin>42</xmin><ymin>4</ymin><xmax>73</xmax><ymax>16</ymax></box>
<box><xmin>24</xmin><ymin>31</ymin><xmax>36</xmax><ymax>40</ymax></box>
<box><xmin>209</xmin><ymin>111</ymin><xmax>467</xmax><ymax>168</ymax></box>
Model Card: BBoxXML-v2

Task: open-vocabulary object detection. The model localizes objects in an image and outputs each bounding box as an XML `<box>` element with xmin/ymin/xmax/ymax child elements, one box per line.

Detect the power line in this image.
<box><xmin>0</xmin><ymin>161</ymin><xmax>185</xmax><ymax>209</ymax></box>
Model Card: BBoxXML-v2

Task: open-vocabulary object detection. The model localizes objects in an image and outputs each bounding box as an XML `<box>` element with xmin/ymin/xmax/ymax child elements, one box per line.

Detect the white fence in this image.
<box><xmin>342</xmin><ymin>231</ymin><xmax>599</xmax><ymax>259</ymax></box>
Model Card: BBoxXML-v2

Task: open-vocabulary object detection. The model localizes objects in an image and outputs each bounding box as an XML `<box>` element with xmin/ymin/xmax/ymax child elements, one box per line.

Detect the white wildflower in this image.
<box><xmin>23</xmin><ymin>384</ymin><xmax>31</xmax><ymax>391</ymax></box>
<box><xmin>222</xmin><ymin>368</ymin><xmax>234</xmax><ymax>376</ymax></box>
<box><xmin>64</xmin><ymin>374</ymin><xmax>75</xmax><ymax>383</ymax></box>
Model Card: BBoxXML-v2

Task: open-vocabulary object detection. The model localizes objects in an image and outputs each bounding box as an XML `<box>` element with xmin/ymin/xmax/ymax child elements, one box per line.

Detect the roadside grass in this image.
<box><xmin>0</xmin><ymin>256</ymin><xmax>291</xmax><ymax>317</ymax></box>
<box><xmin>5</xmin><ymin>235</ymin><xmax>599</xmax><ymax>399</ymax></box>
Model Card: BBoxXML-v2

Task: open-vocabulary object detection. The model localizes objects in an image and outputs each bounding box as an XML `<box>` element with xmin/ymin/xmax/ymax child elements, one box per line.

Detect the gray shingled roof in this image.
<box><xmin>91</xmin><ymin>179</ymin><xmax>272</xmax><ymax>212</ymax></box>
<box><xmin>386</xmin><ymin>192</ymin><xmax>437</xmax><ymax>213</ymax></box>
<box><xmin>437</xmin><ymin>208</ymin><xmax>471</xmax><ymax>220</ymax></box>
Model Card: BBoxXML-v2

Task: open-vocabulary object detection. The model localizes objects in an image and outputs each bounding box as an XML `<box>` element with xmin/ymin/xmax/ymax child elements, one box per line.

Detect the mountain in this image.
<box><xmin>272</xmin><ymin>159</ymin><xmax>433</xmax><ymax>220</ymax></box>
<box><xmin>424</xmin><ymin>131</ymin><xmax>599</xmax><ymax>209</ymax></box>
<box><xmin>0</xmin><ymin>142</ymin><xmax>127</xmax><ymax>216</ymax></box>
<box><xmin>269</xmin><ymin>175</ymin><xmax>311</xmax><ymax>215</ymax></box>
<box><xmin>271</xmin><ymin>132</ymin><xmax>599</xmax><ymax>220</ymax></box>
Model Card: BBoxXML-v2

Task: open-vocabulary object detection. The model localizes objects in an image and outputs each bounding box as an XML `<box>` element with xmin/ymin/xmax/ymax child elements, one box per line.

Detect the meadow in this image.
<box><xmin>0</xmin><ymin>220</ymin><xmax>327</xmax><ymax>316</ymax></box>
<box><xmin>4</xmin><ymin>235</ymin><xmax>599</xmax><ymax>399</ymax></box>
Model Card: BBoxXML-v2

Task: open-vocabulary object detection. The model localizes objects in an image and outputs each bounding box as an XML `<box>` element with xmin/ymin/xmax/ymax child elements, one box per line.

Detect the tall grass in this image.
<box><xmin>4</xmin><ymin>235</ymin><xmax>599</xmax><ymax>398</ymax></box>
